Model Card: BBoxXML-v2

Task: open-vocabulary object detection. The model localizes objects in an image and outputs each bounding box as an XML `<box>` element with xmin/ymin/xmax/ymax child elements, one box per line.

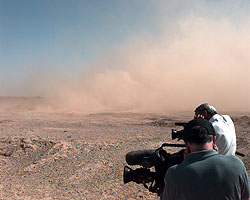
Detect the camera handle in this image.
<box><xmin>142</xmin><ymin>181</ymin><xmax>163</xmax><ymax>196</ymax></box>
<box><xmin>160</xmin><ymin>143</ymin><xmax>185</xmax><ymax>148</ymax></box>
<box><xmin>160</xmin><ymin>143</ymin><xmax>245</xmax><ymax>157</ymax></box>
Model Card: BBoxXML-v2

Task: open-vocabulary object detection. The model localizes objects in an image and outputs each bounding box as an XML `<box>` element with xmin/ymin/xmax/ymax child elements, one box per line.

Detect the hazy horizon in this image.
<box><xmin>1</xmin><ymin>0</ymin><xmax>249</xmax><ymax>113</ymax></box>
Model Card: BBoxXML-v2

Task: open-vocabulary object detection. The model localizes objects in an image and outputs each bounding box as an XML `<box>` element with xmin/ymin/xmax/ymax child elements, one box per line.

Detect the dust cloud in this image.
<box><xmin>3</xmin><ymin>16</ymin><xmax>250</xmax><ymax>114</ymax></box>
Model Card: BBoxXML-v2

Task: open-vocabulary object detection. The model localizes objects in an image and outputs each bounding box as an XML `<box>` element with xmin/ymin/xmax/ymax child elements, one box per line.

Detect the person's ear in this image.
<box><xmin>184</xmin><ymin>141</ymin><xmax>191</xmax><ymax>157</ymax></box>
<box><xmin>212</xmin><ymin>136</ymin><xmax>216</xmax><ymax>144</ymax></box>
<box><xmin>184</xmin><ymin>141</ymin><xmax>191</xmax><ymax>151</ymax></box>
<box><xmin>212</xmin><ymin>136</ymin><xmax>218</xmax><ymax>152</ymax></box>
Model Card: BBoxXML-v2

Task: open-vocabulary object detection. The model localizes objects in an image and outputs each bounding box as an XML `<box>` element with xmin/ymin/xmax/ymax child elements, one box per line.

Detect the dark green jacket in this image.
<box><xmin>161</xmin><ymin>150</ymin><xmax>250</xmax><ymax>200</ymax></box>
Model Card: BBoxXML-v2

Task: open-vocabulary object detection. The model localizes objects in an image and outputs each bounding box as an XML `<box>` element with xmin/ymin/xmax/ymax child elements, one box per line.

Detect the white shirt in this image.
<box><xmin>209</xmin><ymin>114</ymin><xmax>236</xmax><ymax>155</ymax></box>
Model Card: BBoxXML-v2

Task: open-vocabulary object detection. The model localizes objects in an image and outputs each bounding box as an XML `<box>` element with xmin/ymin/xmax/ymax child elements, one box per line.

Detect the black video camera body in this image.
<box><xmin>171</xmin><ymin>122</ymin><xmax>187</xmax><ymax>140</ymax></box>
<box><xmin>123</xmin><ymin>143</ymin><xmax>184</xmax><ymax>195</ymax></box>
<box><xmin>123</xmin><ymin>122</ymin><xmax>187</xmax><ymax>195</ymax></box>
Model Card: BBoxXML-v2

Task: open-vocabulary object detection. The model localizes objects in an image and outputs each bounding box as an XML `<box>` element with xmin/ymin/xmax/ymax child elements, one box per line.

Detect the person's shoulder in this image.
<box><xmin>210</xmin><ymin>114</ymin><xmax>219</xmax><ymax>119</ymax></box>
<box><xmin>221</xmin><ymin>115</ymin><xmax>235</xmax><ymax>124</ymax></box>
<box><xmin>221</xmin><ymin>114</ymin><xmax>231</xmax><ymax>118</ymax></box>
<box><xmin>165</xmin><ymin>164</ymin><xmax>179</xmax><ymax>178</ymax></box>
<box><xmin>209</xmin><ymin>114</ymin><xmax>222</xmax><ymax>123</ymax></box>
<box><xmin>164</xmin><ymin>164</ymin><xmax>178</xmax><ymax>183</ymax></box>
<box><xmin>216</xmin><ymin>154</ymin><xmax>245</xmax><ymax>167</ymax></box>
<box><xmin>166</xmin><ymin>160</ymin><xmax>192</xmax><ymax>177</ymax></box>
<box><xmin>167</xmin><ymin>164</ymin><xmax>178</xmax><ymax>173</ymax></box>
<box><xmin>220</xmin><ymin>114</ymin><xmax>231</xmax><ymax>120</ymax></box>
<box><xmin>227</xmin><ymin>155</ymin><xmax>244</xmax><ymax>163</ymax></box>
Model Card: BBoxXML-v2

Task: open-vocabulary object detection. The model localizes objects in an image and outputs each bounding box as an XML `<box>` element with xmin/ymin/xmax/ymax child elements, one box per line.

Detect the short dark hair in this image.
<box><xmin>184</xmin><ymin>126</ymin><xmax>213</xmax><ymax>145</ymax></box>
<box><xmin>182</xmin><ymin>119</ymin><xmax>215</xmax><ymax>145</ymax></box>
<box><xmin>195</xmin><ymin>103</ymin><xmax>217</xmax><ymax>116</ymax></box>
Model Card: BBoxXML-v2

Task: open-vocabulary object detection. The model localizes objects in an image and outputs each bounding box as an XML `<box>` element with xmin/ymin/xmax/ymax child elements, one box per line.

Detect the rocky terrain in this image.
<box><xmin>0</xmin><ymin>98</ymin><xmax>249</xmax><ymax>199</ymax></box>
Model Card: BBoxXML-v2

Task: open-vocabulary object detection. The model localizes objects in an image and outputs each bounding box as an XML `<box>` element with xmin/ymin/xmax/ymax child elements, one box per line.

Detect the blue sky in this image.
<box><xmin>1</xmin><ymin>0</ymin><xmax>247</xmax><ymax>74</ymax></box>
<box><xmin>0</xmin><ymin>1</ymin><xmax>163</xmax><ymax>71</ymax></box>
<box><xmin>0</xmin><ymin>0</ymin><xmax>249</xmax><ymax>112</ymax></box>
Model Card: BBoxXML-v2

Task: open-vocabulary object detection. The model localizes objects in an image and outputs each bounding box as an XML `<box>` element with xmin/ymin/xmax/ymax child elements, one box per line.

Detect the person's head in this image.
<box><xmin>194</xmin><ymin>103</ymin><xmax>217</xmax><ymax>120</ymax></box>
<box><xmin>183</xmin><ymin>118</ymin><xmax>216</xmax><ymax>152</ymax></box>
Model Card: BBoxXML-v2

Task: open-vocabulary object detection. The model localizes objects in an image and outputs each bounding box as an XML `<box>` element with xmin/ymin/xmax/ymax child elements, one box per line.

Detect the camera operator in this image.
<box><xmin>194</xmin><ymin>103</ymin><xmax>236</xmax><ymax>155</ymax></box>
<box><xmin>160</xmin><ymin>119</ymin><xmax>250</xmax><ymax>200</ymax></box>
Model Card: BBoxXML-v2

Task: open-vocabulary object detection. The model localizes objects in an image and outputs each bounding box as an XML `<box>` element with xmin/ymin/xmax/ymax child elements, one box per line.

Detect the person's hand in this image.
<box><xmin>194</xmin><ymin>113</ymin><xmax>205</xmax><ymax>119</ymax></box>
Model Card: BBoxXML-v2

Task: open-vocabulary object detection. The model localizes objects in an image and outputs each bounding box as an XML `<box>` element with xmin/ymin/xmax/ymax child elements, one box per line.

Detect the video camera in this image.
<box><xmin>123</xmin><ymin>121</ymin><xmax>245</xmax><ymax>196</ymax></box>
<box><xmin>123</xmin><ymin>122</ymin><xmax>186</xmax><ymax>195</ymax></box>
<box><xmin>171</xmin><ymin>122</ymin><xmax>187</xmax><ymax>140</ymax></box>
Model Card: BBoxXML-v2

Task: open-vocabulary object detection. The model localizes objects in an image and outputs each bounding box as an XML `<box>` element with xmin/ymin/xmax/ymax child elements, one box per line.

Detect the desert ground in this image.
<box><xmin>0</xmin><ymin>97</ymin><xmax>249</xmax><ymax>200</ymax></box>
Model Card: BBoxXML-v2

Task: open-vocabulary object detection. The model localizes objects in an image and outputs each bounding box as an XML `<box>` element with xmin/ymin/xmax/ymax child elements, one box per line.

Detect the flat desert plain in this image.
<box><xmin>0</xmin><ymin>97</ymin><xmax>249</xmax><ymax>199</ymax></box>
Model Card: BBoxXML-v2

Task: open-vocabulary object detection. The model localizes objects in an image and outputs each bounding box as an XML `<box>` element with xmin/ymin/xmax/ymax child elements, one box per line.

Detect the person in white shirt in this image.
<box><xmin>194</xmin><ymin>103</ymin><xmax>236</xmax><ymax>155</ymax></box>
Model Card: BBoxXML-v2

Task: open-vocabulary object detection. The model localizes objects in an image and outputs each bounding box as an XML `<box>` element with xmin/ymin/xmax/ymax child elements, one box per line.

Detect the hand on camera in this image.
<box><xmin>194</xmin><ymin>113</ymin><xmax>205</xmax><ymax>119</ymax></box>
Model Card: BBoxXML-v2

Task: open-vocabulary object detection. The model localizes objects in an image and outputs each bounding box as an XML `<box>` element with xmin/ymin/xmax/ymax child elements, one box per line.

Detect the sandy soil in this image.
<box><xmin>0</xmin><ymin>97</ymin><xmax>249</xmax><ymax>199</ymax></box>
